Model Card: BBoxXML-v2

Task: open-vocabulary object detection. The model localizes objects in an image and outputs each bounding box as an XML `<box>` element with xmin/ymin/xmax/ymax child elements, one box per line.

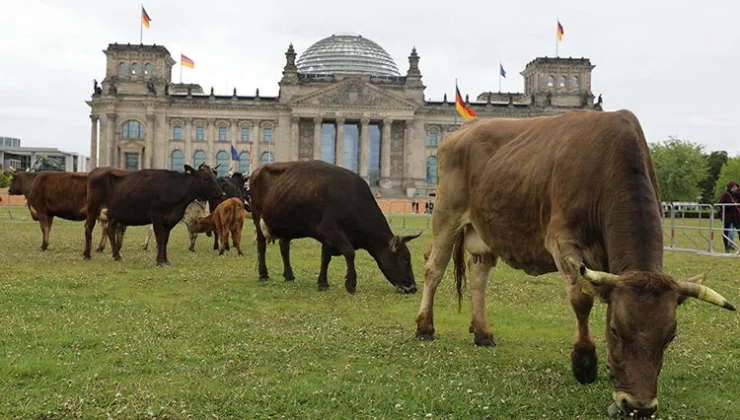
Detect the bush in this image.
<box><xmin>0</xmin><ymin>172</ymin><xmax>9</xmax><ymax>188</ymax></box>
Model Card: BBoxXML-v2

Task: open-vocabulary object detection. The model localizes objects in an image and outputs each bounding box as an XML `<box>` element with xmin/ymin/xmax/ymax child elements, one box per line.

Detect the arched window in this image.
<box><xmin>171</xmin><ymin>150</ymin><xmax>184</xmax><ymax>172</ymax></box>
<box><xmin>261</xmin><ymin>152</ymin><xmax>275</xmax><ymax>165</ymax></box>
<box><xmin>547</xmin><ymin>75</ymin><xmax>554</xmax><ymax>88</ymax></box>
<box><xmin>131</xmin><ymin>63</ymin><xmax>139</xmax><ymax>75</ymax></box>
<box><xmin>428</xmin><ymin>131</ymin><xmax>439</xmax><ymax>147</ymax></box>
<box><xmin>144</xmin><ymin>63</ymin><xmax>152</xmax><ymax>76</ymax></box>
<box><xmin>216</xmin><ymin>151</ymin><xmax>229</xmax><ymax>177</ymax></box>
<box><xmin>572</xmin><ymin>76</ymin><xmax>579</xmax><ymax>89</ymax></box>
<box><xmin>193</xmin><ymin>150</ymin><xmax>206</xmax><ymax>168</ymax></box>
<box><xmin>560</xmin><ymin>76</ymin><xmax>566</xmax><ymax>88</ymax></box>
<box><xmin>239</xmin><ymin>152</ymin><xmax>251</xmax><ymax>174</ymax></box>
<box><xmin>121</xmin><ymin>120</ymin><xmax>144</xmax><ymax>139</ymax></box>
<box><xmin>118</xmin><ymin>62</ymin><xmax>127</xmax><ymax>75</ymax></box>
<box><xmin>426</xmin><ymin>156</ymin><xmax>437</xmax><ymax>184</ymax></box>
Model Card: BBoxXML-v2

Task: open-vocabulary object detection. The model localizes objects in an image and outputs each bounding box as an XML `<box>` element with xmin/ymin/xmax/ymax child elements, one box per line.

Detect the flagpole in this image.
<box><xmin>180</xmin><ymin>54</ymin><xmax>183</xmax><ymax>84</ymax></box>
<box><xmin>498</xmin><ymin>63</ymin><xmax>501</xmax><ymax>93</ymax></box>
<box><xmin>140</xmin><ymin>4</ymin><xmax>143</xmax><ymax>44</ymax></box>
<box><xmin>555</xmin><ymin>18</ymin><xmax>559</xmax><ymax>57</ymax></box>
<box><xmin>454</xmin><ymin>78</ymin><xmax>458</xmax><ymax>127</ymax></box>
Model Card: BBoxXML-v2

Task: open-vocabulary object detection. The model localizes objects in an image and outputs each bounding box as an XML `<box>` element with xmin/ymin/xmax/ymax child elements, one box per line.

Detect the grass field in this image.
<box><xmin>0</xmin><ymin>207</ymin><xmax>738</xmax><ymax>419</ymax></box>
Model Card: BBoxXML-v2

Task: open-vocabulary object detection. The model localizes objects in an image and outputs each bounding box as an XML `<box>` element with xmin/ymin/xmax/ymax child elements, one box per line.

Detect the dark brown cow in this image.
<box><xmin>191</xmin><ymin>197</ymin><xmax>246</xmax><ymax>255</ymax></box>
<box><xmin>249</xmin><ymin>160</ymin><xmax>420</xmax><ymax>294</ymax></box>
<box><xmin>7</xmin><ymin>170</ymin><xmax>109</xmax><ymax>251</ymax></box>
<box><xmin>416</xmin><ymin>110</ymin><xmax>735</xmax><ymax>417</ymax></box>
<box><xmin>83</xmin><ymin>164</ymin><xmax>223</xmax><ymax>265</ymax></box>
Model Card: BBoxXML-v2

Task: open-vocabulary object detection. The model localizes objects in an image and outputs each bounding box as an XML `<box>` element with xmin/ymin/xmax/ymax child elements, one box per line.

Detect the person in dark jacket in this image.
<box><xmin>718</xmin><ymin>180</ymin><xmax>740</xmax><ymax>252</ymax></box>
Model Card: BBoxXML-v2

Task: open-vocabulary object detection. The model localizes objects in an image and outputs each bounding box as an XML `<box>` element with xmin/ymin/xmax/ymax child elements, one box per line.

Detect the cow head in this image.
<box><xmin>376</xmin><ymin>232</ymin><xmax>422</xmax><ymax>294</ymax></box>
<box><xmin>568</xmin><ymin>259</ymin><xmax>735</xmax><ymax>418</ymax></box>
<box><xmin>187</xmin><ymin>164</ymin><xmax>223</xmax><ymax>201</ymax></box>
<box><xmin>8</xmin><ymin>170</ymin><xmax>35</xmax><ymax>196</ymax></box>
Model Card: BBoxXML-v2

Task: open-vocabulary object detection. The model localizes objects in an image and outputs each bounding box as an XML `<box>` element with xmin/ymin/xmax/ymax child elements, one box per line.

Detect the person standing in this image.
<box><xmin>718</xmin><ymin>180</ymin><xmax>740</xmax><ymax>252</ymax></box>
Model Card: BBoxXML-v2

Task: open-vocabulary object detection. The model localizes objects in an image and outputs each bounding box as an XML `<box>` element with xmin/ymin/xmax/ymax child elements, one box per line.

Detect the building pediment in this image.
<box><xmin>291</xmin><ymin>78</ymin><xmax>418</xmax><ymax>110</ymax></box>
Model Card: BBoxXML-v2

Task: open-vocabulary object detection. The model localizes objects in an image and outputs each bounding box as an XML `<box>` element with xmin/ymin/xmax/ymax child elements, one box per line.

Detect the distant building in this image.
<box><xmin>0</xmin><ymin>137</ymin><xmax>90</xmax><ymax>172</ymax></box>
<box><xmin>87</xmin><ymin>33</ymin><xmax>600</xmax><ymax>197</ymax></box>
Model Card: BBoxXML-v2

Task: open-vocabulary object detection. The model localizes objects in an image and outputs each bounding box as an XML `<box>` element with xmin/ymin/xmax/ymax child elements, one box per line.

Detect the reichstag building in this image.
<box><xmin>87</xmin><ymin>33</ymin><xmax>600</xmax><ymax>197</ymax></box>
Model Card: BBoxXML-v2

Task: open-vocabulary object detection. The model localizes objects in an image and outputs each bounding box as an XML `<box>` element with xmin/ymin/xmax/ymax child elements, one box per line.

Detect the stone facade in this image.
<box><xmin>87</xmin><ymin>40</ymin><xmax>601</xmax><ymax>197</ymax></box>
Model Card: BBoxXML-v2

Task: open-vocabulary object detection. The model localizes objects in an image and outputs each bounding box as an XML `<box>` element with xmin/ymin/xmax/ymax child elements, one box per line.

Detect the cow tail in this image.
<box><xmin>452</xmin><ymin>228</ymin><xmax>466</xmax><ymax>313</ymax></box>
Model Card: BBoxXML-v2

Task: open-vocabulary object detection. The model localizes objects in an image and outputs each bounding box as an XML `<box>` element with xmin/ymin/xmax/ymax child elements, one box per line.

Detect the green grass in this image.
<box><xmin>0</xmin><ymin>207</ymin><xmax>738</xmax><ymax>419</ymax></box>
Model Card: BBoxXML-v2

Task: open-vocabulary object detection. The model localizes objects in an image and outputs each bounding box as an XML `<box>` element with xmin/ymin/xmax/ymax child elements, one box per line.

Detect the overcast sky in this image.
<box><xmin>1</xmin><ymin>0</ymin><xmax>738</xmax><ymax>157</ymax></box>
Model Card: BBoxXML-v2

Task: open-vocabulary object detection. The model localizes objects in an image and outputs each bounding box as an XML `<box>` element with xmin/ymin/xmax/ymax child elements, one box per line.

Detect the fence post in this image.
<box><xmin>709</xmin><ymin>205</ymin><xmax>715</xmax><ymax>254</ymax></box>
<box><xmin>669</xmin><ymin>204</ymin><xmax>676</xmax><ymax>249</ymax></box>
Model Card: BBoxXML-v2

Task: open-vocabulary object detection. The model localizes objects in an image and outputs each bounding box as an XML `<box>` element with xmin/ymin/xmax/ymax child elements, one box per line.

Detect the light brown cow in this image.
<box><xmin>143</xmin><ymin>200</ymin><xmax>209</xmax><ymax>252</ymax></box>
<box><xmin>191</xmin><ymin>197</ymin><xmax>246</xmax><ymax>256</ymax></box>
<box><xmin>7</xmin><ymin>170</ymin><xmax>109</xmax><ymax>252</ymax></box>
<box><xmin>416</xmin><ymin>110</ymin><xmax>735</xmax><ymax>417</ymax></box>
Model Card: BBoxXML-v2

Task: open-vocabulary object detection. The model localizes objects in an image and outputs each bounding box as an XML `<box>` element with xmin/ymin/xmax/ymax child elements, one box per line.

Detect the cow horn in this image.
<box><xmin>677</xmin><ymin>280</ymin><xmax>736</xmax><ymax>311</ymax></box>
<box><xmin>567</xmin><ymin>257</ymin><xmax>620</xmax><ymax>285</ymax></box>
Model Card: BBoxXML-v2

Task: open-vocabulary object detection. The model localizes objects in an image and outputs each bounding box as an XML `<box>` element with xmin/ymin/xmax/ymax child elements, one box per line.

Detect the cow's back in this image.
<box><xmin>463</xmin><ymin>110</ymin><xmax>662</xmax><ymax>274</ymax></box>
<box><xmin>250</xmin><ymin>161</ymin><xmax>388</xmax><ymax>243</ymax></box>
<box><xmin>28</xmin><ymin>172</ymin><xmax>89</xmax><ymax>220</ymax></box>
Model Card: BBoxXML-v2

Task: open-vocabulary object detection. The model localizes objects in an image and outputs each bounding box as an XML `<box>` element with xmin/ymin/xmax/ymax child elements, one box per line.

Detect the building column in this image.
<box><xmin>291</xmin><ymin>116</ymin><xmax>300</xmax><ymax>161</ymax></box>
<box><xmin>381</xmin><ymin>118</ymin><xmax>392</xmax><ymax>180</ymax></box>
<box><xmin>313</xmin><ymin>117</ymin><xmax>322</xmax><ymax>160</ymax></box>
<box><xmin>359</xmin><ymin>117</ymin><xmax>370</xmax><ymax>180</ymax></box>
<box><xmin>89</xmin><ymin>115</ymin><xmax>98</xmax><ymax>170</ymax></box>
<box><xmin>207</xmin><ymin>118</ymin><xmax>216</xmax><ymax>166</ymax></box>
<box><xmin>144</xmin><ymin>114</ymin><xmax>154</xmax><ymax>169</ymax></box>
<box><xmin>184</xmin><ymin>118</ymin><xmax>193</xmax><ymax>166</ymax></box>
<box><xmin>335</xmin><ymin>117</ymin><xmax>345</xmax><ymax>167</ymax></box>
<box><xmin>106</xmin><ymin>113</ymin><xmax>117</xmax><ymax>168</ymax></box>
<box><xmin>252</xmin><ymin>120</ymin><xmax>262</xmax><ymax>169</ymax></box>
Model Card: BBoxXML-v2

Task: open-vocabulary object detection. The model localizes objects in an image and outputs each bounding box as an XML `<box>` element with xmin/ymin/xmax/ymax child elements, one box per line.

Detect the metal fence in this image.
<box><xmin>3</xmin><ymin>192</ymin><xmax>739</xmax><ymax>258</ymax></box>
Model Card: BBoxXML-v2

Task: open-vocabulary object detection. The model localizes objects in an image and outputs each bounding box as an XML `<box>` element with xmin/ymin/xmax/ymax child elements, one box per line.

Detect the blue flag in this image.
<box><xmin>230</xmin><ymin>145</ymin><xmax>239</xmax><ymax>161</ymax></box>
<box><xmin>500</xmin><ymin>63</ymin><xmax>506</xmax><ymax>78</ymax></box>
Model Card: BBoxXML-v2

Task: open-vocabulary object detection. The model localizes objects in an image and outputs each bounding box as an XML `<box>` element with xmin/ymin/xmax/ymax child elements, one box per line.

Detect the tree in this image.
<box><xmin>650</xmin><ymin>137</ymin><xmax>708</xmax><ymax>203</ymax></box>
<box><xmin>713</xmin><ymin>157</ymin><xmax>740</xmax><ymax>201</ymax></box>
<box><xmin>0</xmin><ymin>172</ymin><xmax>8</xmax><ymax>188</ymax></box>
<box><xmin>698</xmin><ymin>151</ymin><xmax>728</xmax><ymax>203</ymax></box>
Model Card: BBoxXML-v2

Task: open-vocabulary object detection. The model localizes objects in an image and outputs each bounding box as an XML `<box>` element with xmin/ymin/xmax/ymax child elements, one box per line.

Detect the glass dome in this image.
<box><xmin>296</xmin><ymin>33</ymin><xmax>400</xmax><ymax>77</ymax></box>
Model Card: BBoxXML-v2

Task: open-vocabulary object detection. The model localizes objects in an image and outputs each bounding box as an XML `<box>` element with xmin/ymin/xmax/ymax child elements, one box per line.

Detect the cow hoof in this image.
<box><xmin>95</xmin><ymin>248</ymin><xmax>105</xmax><ymax>253</ymax></box>
<box><xmin>475</xmin><ymin>338</ymin><xmax>497</xmax><ymax>347</ymax></box>
<box><xmin>189</xmin><ymin>247</ymin><xmax>195</xmax><ymax>253</ymax></box>
<box><xmin>571</xmin><ymin>345</ymin><xmax>598</xmax><ymax>384</ymax></box>
<box><xmin>83</xmin><ymin>255</ymin><xmax>91</xmax><ymax>261</ymax></box>
<box><xmin>345</xmin><ymin>283</ymin><xmax>356</xmax><ymax>295</ymax></box>
<box><xmin>417</xmin><ymin>333</ymin><xmax>435</xmax><ymax>342</ymax></box>
<box><xmin>157</xmin><ymin>261</ymin><xmax>171</xmax><ymax>267</ymax></box>
<box><xmin>318</xmin><ymin>284</ymin><xmax>329</xmax><ymax>291</ymax></box>
<box><xmin>259</xmin><ymin>276</ymin><xmax>270</xmax><ymax>282</ymax></box>
<box><xmin>284</xmin><ymin>274</ymin><xmax>295</xmax><ymax>282</ymax></box>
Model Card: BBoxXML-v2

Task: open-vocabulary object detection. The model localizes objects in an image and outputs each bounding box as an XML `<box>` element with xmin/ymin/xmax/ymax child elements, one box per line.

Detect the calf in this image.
<box><xmin>83</xmin><ymin>164</ymin><xmax>223</xmax><ymax>265</ymax></box>
<box><xmin>191</xmin><ymin>197</ymin><xmax>246</xmax><ymax>255</ymax></box>
<box><xmin>249</xmin><ymin>160</ymin><xmax>420</xmax><ymax>294</ymax></box>
<box><xmin>8</xmin><ymin>170</ymin><xmax>109</xmax><ymax>251</ymax></box>
<box><xmin>143</xmin><ymin>200</ymin><xmax>209</xmax><ymax>252</ymax></box>
<box><xmin>208</xmin><ymin>172</ymin><xmax>248</xmax><ymax>251</ymax></box>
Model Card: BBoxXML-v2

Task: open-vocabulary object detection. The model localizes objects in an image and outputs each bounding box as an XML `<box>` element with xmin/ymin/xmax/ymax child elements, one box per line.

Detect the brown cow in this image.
<box><xmin>249</xmin><ymin>160</ymin><xmax>420</xmax><ymax>294</ymax></box>
<box><xmin>191</xmin><ymin>197</ymin><xmax>246</xmax><ymax>255</ymax></box>
<box><xmin>416</xmin><ymin>110</ymin><xmax>735</xmax><ymax>417</ymax></box>
<box><xmin>7</xmin><ymin>170</ymin><xmax>109</xmax><ymax>251</ymax></box>
<box><xmin>83</xmin><ymin>164</ymin><xmax>223</xmax><ymax>265</ymax></box>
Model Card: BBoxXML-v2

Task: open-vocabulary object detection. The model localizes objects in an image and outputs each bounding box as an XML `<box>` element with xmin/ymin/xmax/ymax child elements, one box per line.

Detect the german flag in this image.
<box><xmin>141</xmin><ymin>6</ymin><xmax>151</xmax><ymax>29</ymax></box>
<box><xmin>455</xmin><ymin>85</ymin><xmax>476</xmax><ymax>120</ymax></box>
<box><xmin>557</xmin><ymin>20</ymin><xmax>564</xmax><ymax>42</ymax></box>
<box><xmin>181</xmin><ymin>54</ymin><xmax>195</xmax><ymax>69</ymax></box>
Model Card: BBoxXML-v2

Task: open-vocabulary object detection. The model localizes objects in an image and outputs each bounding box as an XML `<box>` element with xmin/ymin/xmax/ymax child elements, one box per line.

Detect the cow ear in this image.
<box><xmin>184</xmin><ymin>165</ymin><xmax>195</xmax><ymax>175</ymax></box>
<box><xmin>390</xmin><ymin>236</ymin><xmax>402</xmax><ymax>252</ymax></box>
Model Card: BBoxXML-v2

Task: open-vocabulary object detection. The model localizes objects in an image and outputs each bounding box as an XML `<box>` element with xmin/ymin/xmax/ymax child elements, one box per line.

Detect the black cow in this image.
<box><xmin>249</xmin><ymin>160</ymin><xmax>421</xmax><ymax>294</ymax></box>
<box><xmin>208</xmin><ymin>172</ymin><xmax>249</xmax><ymax>251</ymax></box>
<box><xmin>83</xmin><ymin>164</ymin><xmax>223</xmax><ymax>265</ymax></box>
